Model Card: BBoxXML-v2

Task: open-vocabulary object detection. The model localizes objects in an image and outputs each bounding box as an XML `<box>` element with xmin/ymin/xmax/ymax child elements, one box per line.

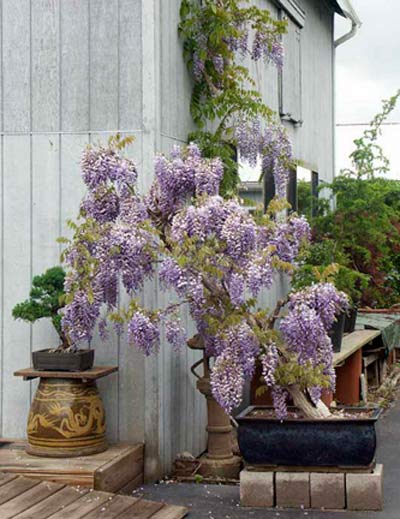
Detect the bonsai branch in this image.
<box><xmin>268</xmin><ymin>297</ymin><xmax>289</xmax><ymax>329</ymax></box>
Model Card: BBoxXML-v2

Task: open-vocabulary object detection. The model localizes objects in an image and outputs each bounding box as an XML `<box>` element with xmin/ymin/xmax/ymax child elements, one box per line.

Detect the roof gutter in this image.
<box><xmin>334</xmin><ymin>0</ymin><xmax>362</xmax><ymax>47</ymax></box>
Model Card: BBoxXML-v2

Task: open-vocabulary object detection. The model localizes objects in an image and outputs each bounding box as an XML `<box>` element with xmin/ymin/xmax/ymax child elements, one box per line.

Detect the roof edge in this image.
<box><xmin>329</xmin><ymin>0</ymin><xmax>345</xmax><ymax>16</ymax></box>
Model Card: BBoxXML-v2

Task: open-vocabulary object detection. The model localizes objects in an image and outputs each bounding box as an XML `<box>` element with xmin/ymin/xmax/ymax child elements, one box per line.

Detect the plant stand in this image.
<box><xmin>240</xmin><ymin>464</ymin><xmax>383</xmax><ymax>511</ymax></box>
<box><xmin>190</xmin><ymin>343</ymin><xmax>241</xmax><ymax>479</ymax></box>
<box><xmin>14</xmin><ymin>366</ymin><xmax>118</xmax><ymax>458</ymax></box>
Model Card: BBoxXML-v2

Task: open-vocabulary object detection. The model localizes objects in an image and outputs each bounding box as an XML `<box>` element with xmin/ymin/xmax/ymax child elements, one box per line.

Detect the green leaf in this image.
<box><xmin>180</xmin><ymin>0</ymin><xmax>190</xmax><ymax>18</ymax></box>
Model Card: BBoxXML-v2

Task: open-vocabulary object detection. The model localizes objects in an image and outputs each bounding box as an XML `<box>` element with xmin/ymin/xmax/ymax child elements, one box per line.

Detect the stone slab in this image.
<box><xmin>347</xmin><ymin>464</ymin><xmax>383</xmax><ymax>511</ymax></box>
<box><xmin>310</xmin><ymin>473</ymin><xmax>345</xmax><ymax>509</ymax></box>
<box><xmin>240</xmin><ymin>469</ymin><xmax>274</xmax><ymax>508</ymax></box>
<box><xmin>276</xmin><ymin>472</ymin><xmax>310</xmax><ymax>508</ymax></box>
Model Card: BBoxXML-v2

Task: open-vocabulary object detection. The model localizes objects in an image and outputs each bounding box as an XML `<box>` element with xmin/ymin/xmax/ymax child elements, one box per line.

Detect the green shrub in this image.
<box><xmin>308</xmin><ymin>91</ymin><xmax>400</xmax><ymax>308</ymax></box>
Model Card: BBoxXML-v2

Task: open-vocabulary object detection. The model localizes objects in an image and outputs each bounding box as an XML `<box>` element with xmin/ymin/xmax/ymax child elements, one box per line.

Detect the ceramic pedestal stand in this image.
<box><xmin>189</xmin><ymin>337</ymin><xmax>241</xmax><ymax>479</ymax></box>
<box><xmin>14</xmin><ymin>366</ymin><xmax>118</xmax><ymax>458</ymax></box>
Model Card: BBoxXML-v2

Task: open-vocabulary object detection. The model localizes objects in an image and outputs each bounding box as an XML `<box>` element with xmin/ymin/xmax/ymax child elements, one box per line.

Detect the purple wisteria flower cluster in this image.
<box><xmin>251</xmin><ymin>29</ymin><xmax>284</xmax><ymax>68</ymax></box>
<box><xmin>236</xmin><ymin>117</ymin><xmax>292</xmax><ymax>198</ymax></box>
<box><xmin>147</xmin><ymin>143</ymin><xmax>223</xmax><ymax>218</ymax></box>
<box><xmin>192</xmin><ymin>17</ymin><xmax>284</xmax><ymax>84</ymax></box>
<box><xmin>62</xmin><ymin>141</ymin><xmax>347</xmax><ymax>419</ymax></box>
<box><xmin>274</xmin><ymin>283</ymin><xmax>349</xmax><ymax>417</ymax></box>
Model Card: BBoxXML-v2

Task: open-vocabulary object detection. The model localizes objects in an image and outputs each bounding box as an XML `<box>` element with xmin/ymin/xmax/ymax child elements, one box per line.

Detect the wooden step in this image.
<box><xmin>0</xmin><ymin>442</ymin><xmax>144</xmax><ymax>492</ymax></box>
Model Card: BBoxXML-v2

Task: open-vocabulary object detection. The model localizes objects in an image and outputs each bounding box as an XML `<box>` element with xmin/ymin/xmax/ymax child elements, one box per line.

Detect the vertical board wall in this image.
<box><xmin>0</xmin><ymin>0</ymin><xmax>208</xmax><ymax>478</ymax></box>
<box><xmin>0</xmin><ymin>0</ymin><xmax>146</xmax><ymax>445</ymax></box>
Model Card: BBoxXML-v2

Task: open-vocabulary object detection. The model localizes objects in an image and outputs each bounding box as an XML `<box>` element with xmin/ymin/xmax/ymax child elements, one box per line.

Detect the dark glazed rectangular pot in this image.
<box><xmin>236</xmin><ymin>405</ymin><xmax>381</xmax><ymax>467</ymax></box>
<box><xmin>32</xmin><ymin>349</ymin><xmax>95</xmax><ymax>372</ymax></box>
<box><xmin>344</xmin><ymin>306</ymin><xmax>358</xmax><ymax>334</ymax></box>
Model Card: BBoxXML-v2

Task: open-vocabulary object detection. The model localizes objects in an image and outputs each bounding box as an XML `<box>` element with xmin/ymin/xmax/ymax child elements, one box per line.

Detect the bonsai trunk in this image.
<box><xmin>288</xmin><ymin>385</ymin><xmax>332</xmax><ymax>419</ymax></box>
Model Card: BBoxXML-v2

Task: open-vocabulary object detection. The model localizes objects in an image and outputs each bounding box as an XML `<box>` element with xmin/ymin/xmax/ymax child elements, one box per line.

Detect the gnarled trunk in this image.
<box><xmin>288</xmin><ymin>385</ymin><xmax>332</xmax><ymax>419</ymax></box>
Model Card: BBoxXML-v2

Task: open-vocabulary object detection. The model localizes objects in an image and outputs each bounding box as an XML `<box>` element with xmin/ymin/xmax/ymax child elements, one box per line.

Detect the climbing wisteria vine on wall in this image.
<box><xmin>179</xmin><ymin>0</ymin><xmax>292</xmax><ymax>196</ymax></box>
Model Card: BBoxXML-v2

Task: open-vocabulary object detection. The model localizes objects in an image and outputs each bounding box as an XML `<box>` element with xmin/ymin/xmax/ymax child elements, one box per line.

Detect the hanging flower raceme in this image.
<box><xmin>271</xmin><ymin>215</ymin><xmax>311</xmax><ymax>264</ymax></box>
<box><xmin>146</xmin><ymin>143</ymin><xmax>223</xmax><ymax>220</ymax></box>
<box><xmin>188</xmin><ymin>6</ymin><xmax>284</xmax><ymax>86</ymax></box>
<box><xmin>260</xmin><ymin>343</ymin><xmax>279</xmax><ymax>387</ymax></box>
<box><xmin>287</xmin><ymin>283</ymin><xmax>349</xmax><ymax>330</ymax></box>
<box><xmin>165</xmin><ymin>318</ymin><xmax>187</xmax><ymax>352</ymax></box>
<box><xmin>251</xmin><ymin>30</ymin><xmax>284</xmax><ymax>68</ymax></box>
<box><xmin>235</xmin><ymin>117</ymin><xmax>292</xmax><ymax>199</ymax></box>
<box><xmin>62</xmin><ymin>141</ymin><xmax>347</xmax><ymax>420</ymax></box>
<box><xmin>127</xmin><ymin>311</ymin><xmax>160</xmax><ymax>356</ymax></box>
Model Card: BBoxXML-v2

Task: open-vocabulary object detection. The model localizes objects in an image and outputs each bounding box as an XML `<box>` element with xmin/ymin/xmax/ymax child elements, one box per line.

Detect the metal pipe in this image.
<box><xmin>334</xmin><ymin>0</ymin><xmax>362</xmax><ymax>48</ymax></box>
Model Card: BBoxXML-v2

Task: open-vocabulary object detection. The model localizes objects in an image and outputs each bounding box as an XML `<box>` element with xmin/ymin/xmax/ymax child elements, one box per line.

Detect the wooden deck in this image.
<box><xmin>0</xmin><ymin>472</ymin><xmax>187</xmax><ymax>518</ymax></box>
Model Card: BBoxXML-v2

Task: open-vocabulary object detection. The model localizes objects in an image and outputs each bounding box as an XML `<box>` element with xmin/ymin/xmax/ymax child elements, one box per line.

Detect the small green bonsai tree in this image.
<box><xmin>12</xmin><ymin>266</ymin><xmax>68</xmax><ymax>349</ymax></box>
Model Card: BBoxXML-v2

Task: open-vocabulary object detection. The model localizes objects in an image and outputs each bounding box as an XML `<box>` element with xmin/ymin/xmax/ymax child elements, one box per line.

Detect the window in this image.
<box><xmin>237</xmin><ymin>154</ymin><xmax>279</xmax><ymax>213</ymax></box>
<box><xmin>295</xmin><ymin>166</ymin><xmax>319</xmax><ymax>218</ymax></box>
<box><xmin>277</xmin><ymin>1</ymin><xmax>304</xmax><ymax>125</ymax></box>
<box><xmin>237</xmin><ymin>153</ymin><xmax>264</xmax><ymax>213</ymax></box>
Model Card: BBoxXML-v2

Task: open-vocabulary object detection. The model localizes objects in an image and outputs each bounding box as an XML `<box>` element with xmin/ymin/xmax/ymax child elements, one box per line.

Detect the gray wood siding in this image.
<box><xmin>295</xmin><ymin>0</ymin><xmax>335</xmax><ymax>181</ymax></box>
<box><xmin>157</xmin><ymin>0</ymin><xmax>207</xmax><ymax>476</ymax></box>
<box><xmin>0</xmin><ymin>0</ymin><xmax>146</xmax><ymax>447</ymax></box>
<box><xmin>0</xmin><ymin>0</ymin><xmax>336</xmax><ymax>477</ymax></box>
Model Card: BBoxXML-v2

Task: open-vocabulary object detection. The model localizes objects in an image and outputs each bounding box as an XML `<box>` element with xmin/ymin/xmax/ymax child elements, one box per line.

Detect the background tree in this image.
<box><xmin>310</xmin><ymin>91</ymin><xmax>400</xmax><ymax>307</ymax></box>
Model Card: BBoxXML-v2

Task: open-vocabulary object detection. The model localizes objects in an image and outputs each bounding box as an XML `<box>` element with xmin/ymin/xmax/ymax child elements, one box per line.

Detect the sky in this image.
<box><xmin>335</xmin><ymin>0</ymin><xmax>400</xmax><ymax>178</ymax></box>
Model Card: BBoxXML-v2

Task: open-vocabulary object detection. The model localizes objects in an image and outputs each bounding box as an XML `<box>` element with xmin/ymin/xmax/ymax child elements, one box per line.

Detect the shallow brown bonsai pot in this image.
<box><xmin>32</xmin><ymin>348</ymin><xmax>95</xmax><ymax>372</ymax></box>
<box><xmin>237</xmin><ymin>405</ymin><xmax>381</xmax><ymax>467</ymax></box>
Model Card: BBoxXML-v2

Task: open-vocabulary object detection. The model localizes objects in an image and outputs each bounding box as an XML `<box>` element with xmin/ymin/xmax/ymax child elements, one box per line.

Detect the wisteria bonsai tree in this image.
<box><xmin>61</xmin><ymin>137</ymin><xmax>348</xmax><ymax>420</ymax></box>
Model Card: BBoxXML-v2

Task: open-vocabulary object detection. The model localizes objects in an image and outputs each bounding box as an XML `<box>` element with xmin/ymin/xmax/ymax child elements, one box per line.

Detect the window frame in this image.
<box><xmin>276</xmin><ymin>1</ymin><xmax>304</xmax><ymax>126</ymax></box>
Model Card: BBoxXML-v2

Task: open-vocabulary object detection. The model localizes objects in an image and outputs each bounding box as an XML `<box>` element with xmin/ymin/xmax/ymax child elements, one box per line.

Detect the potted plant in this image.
<box><xmin>12</xmin><ymin>266</ymin><xmax>94</xmax><ymax>371</ymax></box>
<box><xmin>334</xmin><ymin>266</ymin><xmax>369</xmax><ymax>333</ymax></box>
<box><xmin>61</xmin><ymin>137</ymin><xmax>381</xmax><ymax>472</ymax></box>
<box><xmin>236</xmin><ymin>406</ymin><xmax>381</xmax><ymax>467</ymax></box>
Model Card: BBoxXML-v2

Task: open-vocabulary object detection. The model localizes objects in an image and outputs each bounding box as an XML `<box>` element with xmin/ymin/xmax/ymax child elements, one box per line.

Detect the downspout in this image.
<box><xmin>331</xmin><ymin>0</ymin><xmax>361</xmax><ymax>207</ymax></box>
<box><xmin>334</xmin><ymin>0</ymin><xmax>362</xmax><ymax>47</ymax></box>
